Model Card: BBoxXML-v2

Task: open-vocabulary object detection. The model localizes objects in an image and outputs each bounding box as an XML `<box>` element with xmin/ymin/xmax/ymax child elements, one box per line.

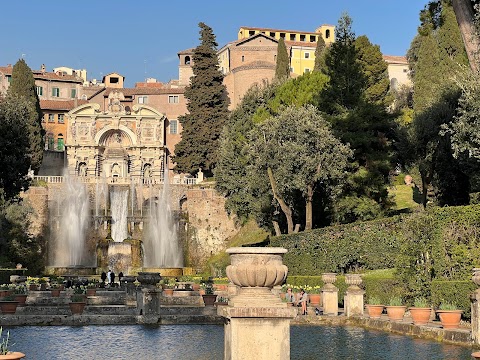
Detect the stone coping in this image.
<box><xmin>226</xmin><ymin>247</ymin><xmax>287</xmax><ymax>254</ymax></box>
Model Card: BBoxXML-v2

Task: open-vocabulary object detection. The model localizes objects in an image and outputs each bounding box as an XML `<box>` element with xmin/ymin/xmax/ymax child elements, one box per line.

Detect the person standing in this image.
<box><xmin>107</xmin><ymin>270</ymin><xmax>112</xmax><ymax>286</ymax></box>
<box><xmin>111</xmin><ymin>271</ymin><xmax>116</xmax><ymax>286</ymax></box>
<box><xmin>101</xmin><ymin>271</ymin><xmax>107</xmax><ymax>286</ymax></box>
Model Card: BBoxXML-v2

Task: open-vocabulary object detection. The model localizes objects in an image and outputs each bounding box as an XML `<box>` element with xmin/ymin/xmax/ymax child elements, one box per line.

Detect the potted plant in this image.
<box><xmin>49</xmin><ymin>283</ymin><xmax>62</xmax><ymax>297</ymax></box>
<box><xmin>214</xmin><ymin>296</ymin><xmax>229</xmax><ymax>307</ymax></box>
<box><xmin>12</xmin><ymin>286</ymin><xmax>27</xmax><ymax>306</ymax></box>
<box><xmin>365</xmin><ymin>296</ymin><xmax>384</xmax><ymax>319</ymax></box>
<box><xmin>0</xmin><ymin>295</ymin><xmax>19</xmax><ymax>315</ymax></box>
<box><xmin>201</xmin><ymin>278</ymin><xmax>217</xmax><ymax>306</ymax></box>
<box><xmin>25</xmin><ymin>277</ymin><xmax>39</xmax><ymax>291</ymax></box>
<box><xmin>307</xmin><ymin>285</ymin><xmax>321</xmax><ymax>307</ymax></box>
<box><xmin>69</xmin><ymin>286</ymin><xmax>87</xmax><ymax>315</ymax></box>
<box><xmin>0</xmin><ymin>285</ymin><xmax>11</xmax><ymax>298</ymax></box>
<box><xmin>386</xmin><ymin>296</ymin><xmax>406</xmax><ymax>321</ymax></box>
<box><xmin>161</xmin><ymin>278</ymin><xmax>175</xmax><ymax>296</ymax></box>
<box><xmin>409</xmin><ymin>297</ymin><xmax>432</xmax><ymax>326</ymax></box>
<box><xmin>38</xmin><ymin>277</ymin><xmax>49</xmax><ymax>291</ymax></box>
<box><xmin>213</xmin><ymin>277</ymin><xmax>228</xmax><ymax>291</ymax></box>
<box><xmin>436</xmin><ymin>302</ymin><xmax>463</xmax><ymax>329</ymax></box>
<box><xmin>0</xmin><ymin>327</ymin><xmax>25</xmax><ymax>360</ymax></box>
<box><xmin>86</xmin><ymin>281</ymin><xmax>98</xmax><ymax>296</ymax></box>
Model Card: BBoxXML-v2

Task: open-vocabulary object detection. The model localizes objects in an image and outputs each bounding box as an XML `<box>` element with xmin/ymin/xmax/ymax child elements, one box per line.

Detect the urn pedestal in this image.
<box><xmin>344</xmin><ymin>274</ymin><xmax>365</xmax><ymax>317</ymax></box>
<box><xmin>321</xmin><ymin>273</ymin><xmax>338</xmax><ymax>316</ymax></box>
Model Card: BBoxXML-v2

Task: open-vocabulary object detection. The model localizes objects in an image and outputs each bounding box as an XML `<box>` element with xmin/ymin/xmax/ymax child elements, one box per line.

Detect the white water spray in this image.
<box><xmin>110</xmin><ymin>187</ymin><xmax>129</xmax><ymax>242</ymax></box>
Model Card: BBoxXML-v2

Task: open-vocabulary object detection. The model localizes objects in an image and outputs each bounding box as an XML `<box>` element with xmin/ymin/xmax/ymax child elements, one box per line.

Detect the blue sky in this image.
<box><xmin>1</xmin><ymin>1</ymin><xmax>425</xmax><ymax>87</ymax></box>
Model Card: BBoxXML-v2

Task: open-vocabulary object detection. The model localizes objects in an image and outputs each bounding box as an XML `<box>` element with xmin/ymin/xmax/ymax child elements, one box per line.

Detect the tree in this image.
<box><xmin>6</xmin><ymin>59</ymin><xmax>44</xmax><ymax>173</ymax></box>
<box><xmin>313</xmin><ymin>34</ymin><xmax>326</xmax><ymax>72</ymax></box>
<box><xmin>320</xmin><ymin>13</ymin><xmax>366</xmax><ymax>114</ymax></box>
<box><xmin>0</xmin><ymin>97</ymin><xmax>31</xmax><ymax>200</ymax></box>
<box><xmin>172</xmin><ymin>23</ymin><xmax>229</xmax><ymax>176</ymax></box>
<box><xmin>275</xmin><ymin>38</ymin><xmax>290</xmax><ymax>80</ymax></box>
<box><xmin>247</xmin><ymin>105</ymin><xmax>352</xmax><ymax>233</ymax></box>
<box><xmin>452</xmin><ymin>0</ymin><xmax>480</xmax><ymax>72</ymax></box>
<box><xmin>355</xmin><ymin>35</ymin><xmax>392</xmax><ymax>106</ymax></box>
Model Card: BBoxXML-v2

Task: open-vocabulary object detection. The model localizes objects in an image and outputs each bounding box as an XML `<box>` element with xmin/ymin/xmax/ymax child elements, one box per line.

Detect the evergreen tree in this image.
<box><xmin>172</xmin><ymin>23</ymin><xmax>229</xmax><ymax>177</ymax></box>
<box><xmin>355</xmin><ymin>35</ymin><xmax>392</xmax><ymax>106</ymax></box>
<box><xmin>313</xmin><ymin>34</ymin><xmax>326</xmax><ymax>73</ymax></box>
<box><xmin>6</xmin><ymin>59</ymin><xmax>44</xmax><ymax>173</ymax></box>
<box><xmin>275</xmin><ymin>38</ymin><xmax>290</xmax><ymax>80</ymax></box>
<box><xmin>320</xmin><ymin>13</ymin><xmax>366</xmax><ymax>114</ymax></box>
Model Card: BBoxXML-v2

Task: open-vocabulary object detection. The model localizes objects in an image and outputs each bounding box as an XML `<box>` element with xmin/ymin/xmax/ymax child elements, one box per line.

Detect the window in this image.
<box><xmin>6</xmin><ymin>76</ymin><xmax>11</xmax><ymax>83</ymax></box>
<box><xmin>110</xmin><ymin>77</ymin><xmax>119</xmax><ymax>84</ymax></box>
<box><xmin>280</xmin><ymin>33</ymin><xmax>286</xmax><ymax>39</ymax></box>
<box><xmin>58</xmin><ymin>114</ymin><xmax>64</xmax><ymax>123</ymax></box>
<box><xmin>170</xmin><ymin>119</ymin><xmax>178</xmax><ymax>134</ymax></box>
<box><xmin>70</xmin><ymin>89</ymin><xmax>77</xmax><ymax>98</ymax></box>
<box><xmin>138</xmin><ymin>96</ymin><xmax>148</xmax><ymax>104</ymax></box>
<box><xmin>168</xmin><ymin>95</ymin><xmax>179</xmax><ymax>104</ymax></box>
<box><xmin>185</xmin><ymin>56</ymin><xmax>191</xmax><ymax>65</ymax></box>
<box><xmin>310</xmin><ymin>35</ymin><xmax>316</xmax><ymax>42</ymax></box>
<box><xmin>304</xmin><ymin>52</ymin><xmax>310</xmax><ymax>59</ymax></box>
<box><xmin>36</xmin><ymin>86</ymin><xmax>43</xmax><ymax>96</ymax></box>
<box><xmin>325</xmin><ymin>29</ymin><xmax>331</xmax><ymax>39</ymax></box>
<box><xmin>241</xmin><ymin>55</ymin><xmax>245</xmax><ymax>62</ymax></box>
<box><xmin>57</xmin><ymin>135</ymin><xmax>64</xmax><ymax>151</ymax></box>
<box><xmin>47</xmin><ymin>133</ymin><xmax>54</xmax><ymax>150</ymax></box>
<box><xmin>48</xmin><ymin>114</ymin><xmax>55</xmax><ymax>123</ymax></box>
<box><xmin>249</xmin><ymin>30</ymin><xmax>255</xmax><ymax>36</ymax></box>
<box><xmin>52</xmin><ymin>87</ymin><xmax>60</xmax><ymax>97</ymax></box>
<box><xmin>290</xmin><ymin>67</ymin><xmax>294</xmax><ymax>73</ymax></box>
<box><xmin>290</xmin><ymin>34</ymin><xmax>296</xmax><ymax>41</ymax></box>
<box><xmin>300</xmin><ymin>34</ymin><xmax>306</xmax><ymax>42</ymax></box>
<box><xmin>269</xmin><ymin>32</ymin><xmax>275</xmax><ymax>38</ymax></box>
<box><xmin>304</xmin><ymin>68</ymin><xmax>311</xmax><ymax>74</ymax></box>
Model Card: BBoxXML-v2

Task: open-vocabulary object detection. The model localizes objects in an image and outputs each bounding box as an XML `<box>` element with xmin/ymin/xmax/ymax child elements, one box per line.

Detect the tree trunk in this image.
<box><xmin>305</xmin><ymin>184</ymin><xmax>314</xmax><ymax>230</ymax></box>
<box><xmin>452</xmin><ymin>0</ymin><xmax>480</xmax><ymax>72</ymax></box>
<box><xmin>294</xmin><ymin>224</ymin><xmax>300</xmax><ymax>233</ymax></box>
<box><xmin>267</xmin><ymin>167</ymin><xmax>294</xmax><ymax>234</ymax></box>
<box><xmin>272</xmin><ymin>221</ymin><xmax>282</xmax><ymax>237</ymax></box>
<box><xmin>421</xmin><ymin>172</ymin><xmax>429</xmax><ymax>209</ymax></box>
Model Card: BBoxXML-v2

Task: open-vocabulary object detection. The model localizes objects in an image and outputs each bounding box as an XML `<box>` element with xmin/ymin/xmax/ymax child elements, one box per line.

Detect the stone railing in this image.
<box><xmin>33</xmin><ymin>175</ymin><xmax>198</xmax><ymax>185</ymax></box>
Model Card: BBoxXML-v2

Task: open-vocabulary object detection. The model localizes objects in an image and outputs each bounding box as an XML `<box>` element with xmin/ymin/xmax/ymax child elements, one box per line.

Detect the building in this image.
<box><xmin>383</xmin><ymin>55</ymin><xmax>411</xmax><ymax>89</ymax></box>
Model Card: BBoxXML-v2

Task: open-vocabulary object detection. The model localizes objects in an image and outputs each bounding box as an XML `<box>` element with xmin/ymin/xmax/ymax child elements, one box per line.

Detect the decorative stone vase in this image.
<box><xmin>436</xmin><ymin>309</ymin><xmax>463</xmax><ymax>329</ymax></box>
<box><xmin>0</xmin><ymin>352</ymin><xmax>26</xmax><ymax>359</ymax></box>
<box><xmin>225</xmin><ymin>247</ymin><xmax>288</xmax><ymax>308</ymax></box>
<box><xmin>345</xmin><ymin>274</ymin><xmax>363</xmax><ymax>289</ymax></box>
<box><xmin>366</xmin><ymin>304</ymin><xmax>384</xmax><ymax>319</ymax></box>
<box><xmin>309</xmin><ymin>294</ymin><xmax>321</xmax><ymax>306</ymax></box>
<box><xmin>14</xmin><ymin>294</ymin><xmax>27</xmax><ymax>306</ymax></box>
<box><xmin>202</xmin><ymin>294</ymin><xmax>217</xmax><ymax>306</ymax></box>
<box><xmin>51</xmin><ymin>289</ymin><xmax>61</xmax><ymax>297</ymax></box>
<box><xmin>409</xmin><ymin>307</ymin><xmax>431</xmax><ymax>325</ymax></box>
<box><xmin>137</xmin><ymin>272</ymin><xmax>161</xmax><ymax>287</ymax></box>
<box><xmin>322</xmin><ymin>273</ymin><xmax>337</xmax><ymax>286</ymax></box>
<box><xmin>163</xmin><ymin>288</ymin><xmax>174</xmax><ymax>297</ymax></box>
<box><xmin>386</xmin><ymin>306</ymin><xmax>407</xmax><ymax>321</ymax></box>
<box><xmin>0</xmin><ymin>301</ymin><xmax>19</xmax><ymax>314</ymax></box>
<box><xmin>69</xmin><ymin>302</ymin><xmax>86</xmax><ymax>315</ymax></box>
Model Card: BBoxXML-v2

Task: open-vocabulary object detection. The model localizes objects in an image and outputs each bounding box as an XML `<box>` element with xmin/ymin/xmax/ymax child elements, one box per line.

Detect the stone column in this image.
<box><xmin>136</xmin><ymin>272</ymin><xmax>161</xmax><ymax>324</ymax></box>
<box><xmin>219</xmin><ymin>247</ymin><xmax>297</xmax><ymax>360</ymax></box>
<box><xmin>321</xmin><ymin>273</ymin><xmax>338</xmax><ymax>316</ymax></box>
<box><xmin>344</xmin><ymin>274</ymin><xmax>365</xmax><ymax>317</ymax></box>
<box><xmin>472</xmin><ymin>268</ymin><xmax>480</xmax><ymax>344</ymax></box>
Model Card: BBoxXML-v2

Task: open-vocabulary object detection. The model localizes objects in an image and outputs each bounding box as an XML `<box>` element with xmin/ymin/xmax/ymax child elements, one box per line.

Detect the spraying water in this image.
<box><xmin>110</xmin><ymin>187</ymin><xmax>129</xmax><ymax>242</ymax></box>
<box><xmin>55</xmin><ymin>172</ymin><xmax>90</xmax><ymax>266</ymax></box>
<box><xmin>144</xmin><ymin>169</ymin><xmax>183</xmax><ymax>267</ymax></box>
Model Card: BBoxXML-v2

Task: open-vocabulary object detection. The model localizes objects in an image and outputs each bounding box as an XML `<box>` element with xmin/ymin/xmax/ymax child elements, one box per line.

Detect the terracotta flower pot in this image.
<box><xmin>51</xmin><ymin>289</ymin><xmax>61</xmax><ymax>297</ymax></box>
<box><xmin>0</xmin><ymin>301</ymin><xmax>19</xmax><ymax>314</ymax></box>
<box><xmin>436</xmin><ymin>309</ymin><xmax>463</xmax><ymax>329</ymax></box>
<box><xmin>472</xmin><ymin>351</ymin><xmax>480</xmax><ymax>359</ymax></box>
<box><xmin>309</xmin><ymin>294</ymin><xmax>321</xmax><ymax>307</ymax></box>
<box><xmin>409</xmin><ymin>307</ymin><xmax>431</xmax><ymax>325</ymax></box>
<box><xmin>0</xmin><ymin>351</ymin><xmax>26</xmax><ymax>359</ymax></box>
<box><xmin>163</xmin><ymin>288</ymin><xmax>174</xmax><ymax>297</ymax></box>
<box><xmin>86</xmin><ymin>288</ymin><xmax>96</xmax><ymax>296</ymax></box>
<box><xmin>69</xmin><ymin>302</ymin><xmax>86</xmax><ymax>315</ymax></box>
<box><xmin>202</xmin><ymin>294</ymin><xmax>217</xmax><ymax>306</ymax></box>
<box><xmin>366</xmin><ymin>304</ymin><xmax>384</xmax><ymax>319</ymax></box>
<box><xmin>14</xmin><ymin>294</ymin><xmax>27</xmax><ymax>306</ymax></box>
<box><xmin>386</xmin><ymin>306</ymin><xmax>406</xmax><ymax>321</ymax></box>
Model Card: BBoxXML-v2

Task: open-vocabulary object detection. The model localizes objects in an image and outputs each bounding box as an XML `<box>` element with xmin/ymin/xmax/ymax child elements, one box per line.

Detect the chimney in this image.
<box><xmin>41</xmin><ymin>64</ymin><xmax>46</xmax><ymax>73</ymax></box>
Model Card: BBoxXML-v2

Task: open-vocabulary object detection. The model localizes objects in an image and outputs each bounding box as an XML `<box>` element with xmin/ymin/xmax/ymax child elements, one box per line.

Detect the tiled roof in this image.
<box><xmin>178</xmin><ymin>48</ymin><xmax>195</xmax><ymax>55</ymax></box>
<box><xmin>239</xmin><ymin>26</ymin><xmax>322</xmax><ymax>36</ymax></box>
<box><xmin>383</xmin><ymin>55</ymin><xmax>408</xmax><ymax>64</ymax></box>
<box><xmin>40</xmin><ymin>99</ymin><xmax>88</xmax><ymax>110</ymax></box>
<box><xmin>103</xmin><ymin>87</ymin><xmax>185</xmax><ymax>96</ymax></box>
<box><xmin>232</xmin><ymin>61</ymin><xmax>276</xmax><ymax>73</ymax></box>
<box><xmin>0</xmin><ymin>66</ymin><xmax>83</xmax><ymax>83</ymax></box>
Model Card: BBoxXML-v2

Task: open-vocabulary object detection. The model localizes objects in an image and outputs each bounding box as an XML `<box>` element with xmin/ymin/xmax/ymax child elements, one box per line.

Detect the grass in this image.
<box><xmin>203</xmin><ymin>219</ymin><xmax>269</xmax><ymax>275</ymax></box>
<box><xmin>389</xmin><ymin>184</ymin><xmax>421</xmax><ymax>211</ymax></box>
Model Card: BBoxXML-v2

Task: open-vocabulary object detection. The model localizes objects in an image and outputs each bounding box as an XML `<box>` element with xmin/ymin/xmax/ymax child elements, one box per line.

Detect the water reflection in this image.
<box><xmin>4</xmin><ymin>324</ymin><xmax>473</xmax><ymax>360</ymax></box>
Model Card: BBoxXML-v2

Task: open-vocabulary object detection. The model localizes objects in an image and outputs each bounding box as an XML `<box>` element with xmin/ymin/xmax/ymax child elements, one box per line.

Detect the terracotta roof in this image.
<box><xmin>103</xmin><ymin>87</ymin><xmax>185</xmax><ymax>96</ymax></box>
<box><xmin>40</xmin><ymin>99</ymin><xmax>88</xmax><ymax>110</ymax></box>
<box><xmin>232</xmin><ymin>61</ymin><xmax>276</xmax><ymax>73</ymax></box>
<box><xmin>239</xmin><ymin>26</ymin><xmax>324</xmax><ymax>36</ymax></box>
<box><xmin>178</xmin><ymin>48</ymin><xmax>195</xmax><ymax>55</ymax></box>
<box><xmin>135</xmin><ymin>82</ymin><xmax>164</xmax><ymax>88</ymax></box>
<box><xmin>0</xmin><ymin>66</ymin><xmax>83</xmax><ymax>83</ymax></box>
<box><xmin>383</xmin><ymin>55</ymin><xmax>408</xmax><ymax>64</ymax></box>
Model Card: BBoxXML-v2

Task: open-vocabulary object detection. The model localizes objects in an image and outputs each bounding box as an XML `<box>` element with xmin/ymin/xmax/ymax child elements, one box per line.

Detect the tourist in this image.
<box><xmin>118</xmin><ymin>272</ymin><xmax>124</xmax><ymax>286</ymax></box>
<box><xmin>285</xmin><ymin>288</ymin><xmax>295</xmax><ymax>303</ymax></box>
<box><xmin>107</xmin><ymin>270</ymin><xmax>112</xmax><ymax>286</ymax></box>
<box><xmin>101</xmin><ymin>271</ymin><xmax>107</xmax><ymax>285</ymax></box>
<box><xmin>297</xmin><ymin>289</ymin><xmax>308</xmax><ymax>315</ymax></box>
<box><xmin>111</xmin><ymin>271</ymin><xmax>116</xmax><ymax>286</ymax></box>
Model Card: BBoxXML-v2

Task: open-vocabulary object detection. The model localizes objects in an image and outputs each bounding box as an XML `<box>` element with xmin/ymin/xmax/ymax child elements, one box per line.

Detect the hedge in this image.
<box><xmin>431</xmin><ymin>280</ymin><xmax>476</xmax><ymax>320</ymax></box>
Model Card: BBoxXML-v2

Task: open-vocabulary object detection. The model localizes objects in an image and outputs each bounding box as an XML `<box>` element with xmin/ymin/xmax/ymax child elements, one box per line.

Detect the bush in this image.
<box><xmin>431</xmin><ymin>280</ymin><xmax>476</xmax><ymax>320</ymax></box>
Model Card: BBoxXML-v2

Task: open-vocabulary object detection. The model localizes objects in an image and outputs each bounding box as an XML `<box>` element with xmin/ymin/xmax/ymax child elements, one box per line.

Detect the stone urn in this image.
<box><xmin>345</xmin><ymin>274</ymin><xmax>362</xmax><ymax>290</ymax></box>
<box><xmin>136</xmin><ymin>272</ymin><xmax>161</xmax><ymax>287</ymax></box>
<box><xmin>225</xmin><ymin>247</ymin><xmax>288</xmax><ymax>307</ymax></box>
<box><xmin>472</xmin><ymin>268</ymin><xmax>480</xmax><ymax>286</ymax></box>
<box><xmin>322</xmin><ymin>273</ymin><xmax>337</xmax><ymax>291</ymax></box>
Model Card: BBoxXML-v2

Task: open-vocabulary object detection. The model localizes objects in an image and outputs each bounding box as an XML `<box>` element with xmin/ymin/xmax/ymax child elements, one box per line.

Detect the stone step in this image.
<box><xmin>158</xmin><ymin>314</ymin><xmax>223</xmax><ymax>324</ymax></box>
<box><xmin>159</xmin><ymin>306</ymin><xmax>218</xmax><ymax>316</ymax></box>
<box><xmin>15</xmin><ymin>305</ymin><xmax>136</xmax><ymax>316</ymax></box>
<box><xmin>160</xmin><ymin>296</ymin><xmax>203</xmax><ymax>306</ymax></box>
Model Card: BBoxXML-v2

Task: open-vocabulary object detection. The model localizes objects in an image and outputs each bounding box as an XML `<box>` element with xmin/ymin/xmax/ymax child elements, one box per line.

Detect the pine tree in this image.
<box><xmin>172</xmin><ymin>23</ymin><xmax>229</xmax><ymax>177</ymax></box>
<box><xmin>6</xmin><ymin>59</ymin><xmax>44</xmax><ymax>173</ymax></box>
<box><xmin>275</xmin><ymin>38</ymin><xmax>290</xmax><ymax>80</ymax></box>
<box><xmin>313</xmin><ymin>34</ymin><xmax>326</xmax><ymax>73</ymax></box>
<box><xmin>320</xmin><ymin>13</ymin><xmax>366</xmax><ymax>113</ymax></box>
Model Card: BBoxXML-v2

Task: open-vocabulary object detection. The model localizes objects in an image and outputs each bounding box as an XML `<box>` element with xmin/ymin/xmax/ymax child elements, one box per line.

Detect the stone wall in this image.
<box><xmin>22</xmin><ymin>186</ymin><xmax>49</xmax><ymax>238</ymax></box>
<box><xmin>184</xmin><ymin>188</ymin><xmax>238</xmax><ymax>269</ymax></box>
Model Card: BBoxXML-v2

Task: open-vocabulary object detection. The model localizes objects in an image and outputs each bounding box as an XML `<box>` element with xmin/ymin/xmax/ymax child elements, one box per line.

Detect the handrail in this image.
<box><xmin>33</xmin><ymin>175</ymin><xmax>198</xmax><ymax>185</ymax></box>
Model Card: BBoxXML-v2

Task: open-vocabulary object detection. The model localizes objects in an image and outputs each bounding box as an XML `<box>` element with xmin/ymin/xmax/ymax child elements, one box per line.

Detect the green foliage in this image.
<box><xmin>431</xmin><ymin>280</ymin><xmax>474</xmax><ymax>317</ymax></box>
<box><xmin>0</xmin><ymin>327</ymin><xmax>11</xmax><ymax>355</ymax></box>
<box><xmin>173</xmin><ymin>22</ymin><xmax>229</xmax><ymax>176</ymax></box>
<box><xmin>388</xmin><ymin>296</ymin><xmax>403</xmax><ymax>306</ymax></box>
<box><xmin>0</xmin><ymin>97</ymin><xmax>31</xmax><ymax>200</ymax></box>
<box><xmin>413</xmin><ymin>297</ymin><xmax>429</xmax><ymax>308</ymax></box>
<box><xmin>275</xmin><ymin>38</ymin><xmax>290</xmax><ymax>80</ymax></box>
<box><xmin>438</xmin><ymin>302</ymin><xmax>457</xmax><ymax>311</ymax></box>
<box><xmin>313</xmin><ymin>34</ymin><xmax>326</xmax><ymax>73</ymax></box>
<box><xmin>7</xmin><ymin>59</ymin><xmax>44</xmax><ymax>173</ymax></box>
<box><xmin>367</xmin><ymin>296</ymin><xmax>382</xmax><ymax>305</ymax></box>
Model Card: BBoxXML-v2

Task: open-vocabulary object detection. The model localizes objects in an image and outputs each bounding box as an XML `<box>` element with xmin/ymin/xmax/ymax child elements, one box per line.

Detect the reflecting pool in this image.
<box><xmin>4</xmin><ymin>324</ymin><xmax>473</xmax><ymax>360</ymax></box>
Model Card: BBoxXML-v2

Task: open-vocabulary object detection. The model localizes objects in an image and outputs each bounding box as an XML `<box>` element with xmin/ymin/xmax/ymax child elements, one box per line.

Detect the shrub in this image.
<box><xmin>388</xmin><ymin>297</ymin><xmax>403</xmax><ymax>306</ymax></box>
<box><xmin>431</xmin><ymin>280</ymin><xmax>475</xmax><ymax>319</ymax></box>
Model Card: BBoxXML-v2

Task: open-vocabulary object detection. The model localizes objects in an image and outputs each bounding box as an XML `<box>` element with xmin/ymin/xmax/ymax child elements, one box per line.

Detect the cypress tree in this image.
<box><xmin>172</xmin><ymin>23</ymin><xmax>229</xmax><ymax>177</ymax></box>
<box><xmin>275</xmin><ymin>38</ymin><xmax>290</xmax><ymax>80</ymax></box>
<box><xmin>313</xmin><ymin>33</ymin><xmax>326</xmax><ymax>73</ymax></box>
<box><xmin>7</xmin><ymin>59</ymin><xmax>44</xmax><ymax>173</ymax></box>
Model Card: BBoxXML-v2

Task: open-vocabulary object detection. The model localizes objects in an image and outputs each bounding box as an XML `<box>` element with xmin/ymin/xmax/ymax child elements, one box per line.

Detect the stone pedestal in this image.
<box><xmin>344</xmin><ymin>274</ymin><xmax>365</xmax><ymax>317</ymax></box>
<box><xmin>219</xmin><ymin>247</ymin><xmax>297</xmax><ymax>360</ymax></box>
<box><xmin>472</xmin><ymin>269</ymin><xmax>480</xmax><ymax>344</ymax></box>
<box><xmin>322</xmin><ymin>273</ymin><xmax>338</xmax><ymax>316</ymax></box>
<box><xmin>137</xmin><ymin>288</ymin><xmax>161</xmax><ymax>324</ymax></box>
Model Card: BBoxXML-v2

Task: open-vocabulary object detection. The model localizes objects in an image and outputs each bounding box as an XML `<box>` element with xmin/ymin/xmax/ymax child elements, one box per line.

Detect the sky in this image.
<box><xmin>1</xmin><ymin>1</ymin><xmax>426</xmax><ymax>87</ymax></box>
